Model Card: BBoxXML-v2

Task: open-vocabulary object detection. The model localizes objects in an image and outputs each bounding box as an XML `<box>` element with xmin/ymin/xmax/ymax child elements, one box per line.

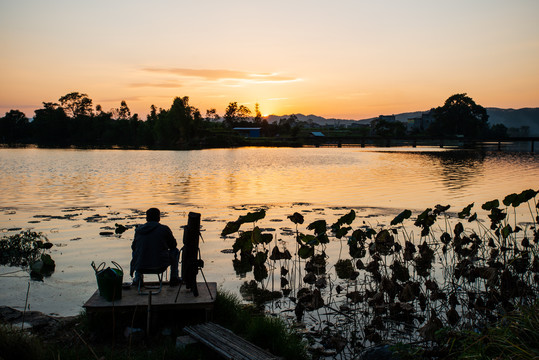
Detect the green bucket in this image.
<box><xmin>92</xmin><ymin>261</ymin><xmax>123</xmax><ymax>302</ymax></box>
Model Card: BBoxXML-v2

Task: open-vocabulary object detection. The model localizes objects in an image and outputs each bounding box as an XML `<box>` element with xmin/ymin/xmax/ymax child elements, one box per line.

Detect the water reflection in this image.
<box><xmin>420</xmin><ymin>150</ymin><xmax>487</xmax><ymax>192</ymax></box>
<box><xmin>0</xmin><ymin>147</ymin><xmax>537</xmax><ymax>212</ymax></box>
<box><xmin>0</xmin><ymin>147</ymin><xmax>538</xmax><ymax>317</ymax></box>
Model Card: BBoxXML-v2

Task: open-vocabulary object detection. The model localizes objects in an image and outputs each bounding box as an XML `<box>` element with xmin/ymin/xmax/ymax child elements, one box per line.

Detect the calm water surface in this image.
<box><xmin>1</xmin><ymin>147</ymin><xmax>538</xmax><ymax>316</ymax></box>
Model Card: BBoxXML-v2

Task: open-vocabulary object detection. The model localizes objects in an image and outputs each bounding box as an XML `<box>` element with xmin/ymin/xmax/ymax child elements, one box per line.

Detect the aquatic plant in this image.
<box><xmin>0</xmin><ymin>230</ymin><xmax>55</xmax><ymax>280</ymax></box>
<box><xmin>221</xmin><ymin>209</ymin><xmax>276</xmax><ymax>298</ymax></box>
<box><xmin>222</xmin><ymin>189</ymin><xmax>539</xmax><ymax>357</ymax></box>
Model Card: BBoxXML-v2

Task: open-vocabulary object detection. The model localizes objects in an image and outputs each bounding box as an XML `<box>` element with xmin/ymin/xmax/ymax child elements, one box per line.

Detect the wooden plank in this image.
<box><xmin>184</xmin><ymin>322</ymin><xmax>280</xmax><ymax>360</ymax></box>
<box><xmin>83</xmin><ymin>282</ymin><xmax>216</xmax><ymax>312</ymax></box>
<box><xmin>195</xmin><ymin>323</ymin><xmax>259</xmax><ymax>360</ymax></box>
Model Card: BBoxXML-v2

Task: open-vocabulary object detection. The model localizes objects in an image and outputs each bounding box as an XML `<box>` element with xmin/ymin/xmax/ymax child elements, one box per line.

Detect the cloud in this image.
<box><xmin>142</xmin><ymin>67</ymin><xmax>302</xmax><ymax>85</ymax></box>
<box><xmin>96</xmin><ymin>96</ymin><xmax>146</xmax><ymax>104</ymax></box>
<box><xmin>129</xmin><ymin>81</ymin><xmax>182</xmax><ymax>88</ymax></box>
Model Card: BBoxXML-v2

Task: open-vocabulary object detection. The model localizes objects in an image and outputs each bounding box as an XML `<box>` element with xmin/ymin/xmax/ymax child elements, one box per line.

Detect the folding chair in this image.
<box><xmin>136</xmin><ymin>265</ymin><xmax>169</xmax><ymax>295</ymax></box>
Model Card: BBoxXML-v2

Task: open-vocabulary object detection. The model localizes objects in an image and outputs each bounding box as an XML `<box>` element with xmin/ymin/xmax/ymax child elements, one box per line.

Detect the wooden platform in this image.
<box><xmin>83</xmin><ymin>282</ymin><xmax>217</xmax><ymax>318</ymax></box>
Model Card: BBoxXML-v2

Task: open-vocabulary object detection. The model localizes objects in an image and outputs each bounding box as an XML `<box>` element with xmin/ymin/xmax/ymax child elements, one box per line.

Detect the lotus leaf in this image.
<box><xmin>232</xmin><ymin>231</ymin><xmax>253</xmax><ymax>253</ymax></box>
<box><xmin>238</xmin><ymin>209</ymin><xmax>266</xmax><ymax>223</ymax></box>
<box><xmin>434</xmin><ymin>204</ymin><xmax>450</xmax><ymax>215</ymax></box>
<box><xmin>233</xmin><ymin>253</ymin><xmax>254</xmax><ymax>275</ymax></box>
<box><xmin>333</xmin><ymin>226</ymin><xmax>351</xmax><ymax>239</ymax></box>
<box><xmin>503</xmin><ymin>193</ymin><xmax>520</xmax><ymax>207</ymax></box>
<box><xmin>287</xmin><ymin>212</ymin><xmax>304</xmax><ymax>224</ymax></box>
<box><xmin>298</xmin><ymin>245</ymin><xmax>314</xmax><ymax>259</ymax></box>
<box><xmin>374</xmin><ymin>229</ymin><xmax>395</xmax><ymax>255</ymax></box>
<box><xmin>488</xmin><ymin>208</ymin><xmax>506</xmax><ymax>229</ymax></box>
<box><xmin>253</xmin><ymin>263</ymin><xmax>268</xmax><ymax>282</ymax></box>
<box><xmin>518</xmin><ymin>189</ymin><xmax>538</xmax><ymax>203</ymax></box>
<box><xmin>269</xmin><ymin>247</ymin><xmax>292</xmax><ymax>260</ymax></box>
<box><xmin>458</xmin><ymin>203</ymin><xmax>474</xmax><ymax>219</ymax></box>
<box><xmin>221</xmin><ymin>221</ymin><xmax>241</xmax><ymax>236</ymax></box>
<box><xmin>346</xmin><ymin>291</ymin><xmax>363</xmax><ymax>303</ymax></box>
<box><xmin>254</xmin><ymin>251</ymin><xmax>267</xmax><ymax>266</ymax></box>
<box><xmin>482</xmin><ymin>199</ymin><xmax>500</xmax><ymax>211</ymax></box>
<box><xmin>391</xmin><ymin>260</ymin><xmax>410</xmax><ymax>282</ymax></box>
<box><xmin>307</xmin><ymin>220</ymin><xmax>327</xmax><ymax>235</ymax></box>
<box><xmin>335</xmin><ymin>209</ymin><xmax>356</xmax><ymax>226</ymax></box>
<box><xmin>440</xmin><ymin>232</ymin><xmax>451</xmax><ymax>245</ymax></box>
<box><xmin>300</xmin><ymin>234</ymin><xmax>318</xmax><ymax>246</ymax></box>
<box><xmin>414</xmin><ymin>208</ymin><xmax>436</xmax><ymax>236</ymax></box>
<box><xmin>454</xmin><ymin>222</ymin><xmax>464</xmax><ymax>237</ymax></box>
<box><xmin>335</xmin><ymin>259</ymin><xmax>354</xmax><ymax>279</ymax></box>
<box><xmin>390</xmin><ymin>209</ymin><xmax>412</xmax><ymax>226</ymax></box>
<box><xmin>251</xmin><ymin>226</ymin><xmax>273</xmax><ymax>245</ymax></box>
<box><xmin>349</xmin><ymin>240</ymin><xmax>366</xmax><ymax>258</ymax></box>
<box><xmin>317</xmin><ymin>233</ymin><xmax>330</xmax><ymax>244</ymax></box>
<box><xmin>303</xmin><ymin>272</ymin><xmax>316</xmax><ymax>284</ymax></box>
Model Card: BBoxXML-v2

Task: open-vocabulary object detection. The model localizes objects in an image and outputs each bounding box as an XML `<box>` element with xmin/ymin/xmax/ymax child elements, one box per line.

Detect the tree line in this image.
<box><xmin>0</xmin><ymin>92</ymin><xmax>508</xmax><ymax>148</ymax></box>
<box><xmin>0</xmin><ymin>92</ymin><xmax>308</xmax><ymax>148</ymax></box>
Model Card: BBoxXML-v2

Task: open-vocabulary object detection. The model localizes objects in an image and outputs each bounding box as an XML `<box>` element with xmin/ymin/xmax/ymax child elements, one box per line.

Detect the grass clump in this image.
<box><xmin>0</xmin><ymin>325</ymin><xmax>49</xmax><ymax>360</ymax></box>
<box><xmin>443</xmin><ymin>301</ymin><xmax>539</xmax><ymax>359</ymax></box>
<box><xmin>214</xmin><ymin>290</ymin><xmax>309</xmax><ymax>360</ymax></box>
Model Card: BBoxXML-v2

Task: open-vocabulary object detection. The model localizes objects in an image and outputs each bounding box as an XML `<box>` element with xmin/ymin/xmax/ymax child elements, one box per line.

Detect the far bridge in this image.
<box><xmin>300</xmin><ymin>136</ymin><xmax>538</xmax><ymax>152</ymax></box>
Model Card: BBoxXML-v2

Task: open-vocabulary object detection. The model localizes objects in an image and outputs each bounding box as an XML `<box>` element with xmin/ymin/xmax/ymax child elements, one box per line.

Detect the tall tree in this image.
<box><xmin>224</xmin><ymin>102</ymin><xmax>239</xmax><ymax>128</ymax></box>
<box><xmin>0</xmin><ymin>110</ymin><xmax>29</xmax><ymax>143</ymax></box>
<box><xmin>430</xmin><ymin>93</ymin><xmax>489</xmax><ymax>137</ymax></box>
<box><xmin>32</xmin><ymin>102</ymin><xmax>69</xmax><ymax>145</ymax></box>
<box><xmin>205</xmin><ymin>108</ymin><xmax>220</xmax><ymax>122</ymax></box>
<box><xmin>154</xmin><ymin>96</ymin><xmax>200</xmax><ymax>147</ymax></box>
<box><xmin>58</xmin><ymin>92</ymin><xmax>93</xmax><ymax>118</ymax></box>
<box><xmin>237</xmin><ymin>105</ymin><xmax>251</xmax><ymax>120</ymax></box>
<box><xmin>254</xmin><ymin>103</ymin><xmax>262</xmax><ymax>125</ymax></box>
<box><xmin>223</xmin><ymin>102</ymin><xmax>252</xmax><ymax>128</ymax></box>
<box><xmin>119</xmin><ymin>100</ymin><xmax>131</xmax><ymax>120</ymax></box>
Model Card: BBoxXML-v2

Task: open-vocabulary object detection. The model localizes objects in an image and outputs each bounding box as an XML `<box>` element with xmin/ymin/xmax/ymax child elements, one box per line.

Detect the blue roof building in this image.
<box><xmin>233</xmin><ymin>127</ymin><xmax>261</xmax><ymax>138</ymax></box>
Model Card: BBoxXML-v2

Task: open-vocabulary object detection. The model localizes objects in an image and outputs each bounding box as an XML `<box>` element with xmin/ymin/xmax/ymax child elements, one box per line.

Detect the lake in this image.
<box><xmin>0</xmin><ymin>147</ymin><xmax>538</xmax><ymax>316</ymax></box>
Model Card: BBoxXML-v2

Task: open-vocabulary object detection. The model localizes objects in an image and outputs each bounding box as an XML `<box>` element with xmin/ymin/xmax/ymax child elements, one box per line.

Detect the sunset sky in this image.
<box><xmin>1</xmin><ymin>0</ymin><xmax>538</xmax><ymax>120</ymax></box>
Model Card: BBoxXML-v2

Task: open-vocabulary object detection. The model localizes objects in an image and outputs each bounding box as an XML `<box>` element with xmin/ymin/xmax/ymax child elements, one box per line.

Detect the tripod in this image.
<box><xmin>174</xmin><ymin>212</ymin><xmax>213</xmax><ymax>302</ymax></box>
<box><xmin>174</xmin><ymin>247</ymin><xmax>212</xmax><ymax>302</ymax></box>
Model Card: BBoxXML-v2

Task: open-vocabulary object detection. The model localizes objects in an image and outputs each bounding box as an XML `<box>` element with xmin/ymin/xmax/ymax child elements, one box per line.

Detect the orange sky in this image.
<box><xmin>1</xmin><ymin>0</ymin><xmax>538</xmax><ymax>120</ymax></box>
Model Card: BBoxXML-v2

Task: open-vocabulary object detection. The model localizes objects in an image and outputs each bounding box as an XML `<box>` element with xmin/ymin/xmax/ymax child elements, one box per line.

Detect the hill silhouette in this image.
<box><xmin>266</xmin><ymin>108</ymin><xmax>539</xmax><ymax>135</ymax></box>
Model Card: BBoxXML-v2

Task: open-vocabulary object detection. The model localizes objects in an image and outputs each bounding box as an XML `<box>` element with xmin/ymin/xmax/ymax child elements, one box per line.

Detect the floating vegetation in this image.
<box><xmin>0</xmin><ymin>230</ymin><xmax>55</xmax><ymax>281</ymax></box>
<box><xmin>84</xmin><ymin>214</ymin><xmax>107</xmax><ymax>222</ymax></box>
<box><xmin>222</xmin><ymin>189</ymin><xmax>539</xmax><ymax>357</ymax></box>
<box><xmin>114</xmin><ymin>223</ymin><xmax>128</xmax><ymax>234</ymax></box>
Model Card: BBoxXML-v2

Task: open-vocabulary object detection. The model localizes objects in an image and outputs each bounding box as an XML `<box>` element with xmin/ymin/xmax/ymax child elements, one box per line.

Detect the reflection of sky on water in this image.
<box><xmin>415</xmin><ymin>150</ymin><xmax>487</xmax><ymax>193</ymax></box>
<box><xmin>0</xmin><ymin>147</ymin><xmax>537</xmax><ymax>212</ymax></box>
<box><xmin>0</xmin><ymin>147</ymin><xmax>537</xmax><ymax>316</ymax></box>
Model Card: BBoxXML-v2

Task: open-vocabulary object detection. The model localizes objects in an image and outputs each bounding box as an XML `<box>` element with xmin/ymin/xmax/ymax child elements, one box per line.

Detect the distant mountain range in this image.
<box><xmin>266</xmin><ymin>108</ymin><xmax>539</xmax><ymax>135</ymax></box>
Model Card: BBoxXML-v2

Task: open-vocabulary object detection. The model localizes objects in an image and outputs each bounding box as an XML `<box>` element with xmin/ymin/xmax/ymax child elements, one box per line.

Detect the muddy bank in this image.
<box><xmin>0</xmin><ymin>306</ymin><xmax>78</xmax><ymax>340</ymax></box>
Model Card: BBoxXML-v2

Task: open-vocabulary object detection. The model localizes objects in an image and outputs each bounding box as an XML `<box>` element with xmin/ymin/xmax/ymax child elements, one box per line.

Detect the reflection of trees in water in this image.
<box><xmin>422</xmin><ymin>151</ymin><xmax>486</xmax><ymax>192</ymax></box>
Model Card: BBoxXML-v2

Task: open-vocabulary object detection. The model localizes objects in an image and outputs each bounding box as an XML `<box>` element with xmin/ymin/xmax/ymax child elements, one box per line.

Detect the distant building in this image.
<box><xmin>407</xmin><ymin>111</ymin><xmax>435</xmax><ymax>133</ymax></box>
<box><xmin>348</xmin><ymin>123</ymin><xmax>370</xmax><ymax>133</ymax></box>
<box><xmin>369</xmin><ymin>115</ymin><xmax>396</xmax><ymax>135</ymax></box>
<box><xmin>233</xmin><ymin>127</ymin><xmax>261</xmax><ymax>138</ymax></box>
<box><xmin>378</xmin><ymin>115</ymin><xmax>396</xmax><ymax>122</ymax></box>
<box><xmin>507</xmin><ymin>126</ymin><xmax>530</xmax><ymax>137</ymax></box>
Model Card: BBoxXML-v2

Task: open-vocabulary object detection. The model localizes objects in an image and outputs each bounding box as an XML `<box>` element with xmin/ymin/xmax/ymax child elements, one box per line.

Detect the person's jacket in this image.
<box><xmin>130</xmin><ymin>221</ymin><xmax>176</xmax><ymax>276</ymax></box>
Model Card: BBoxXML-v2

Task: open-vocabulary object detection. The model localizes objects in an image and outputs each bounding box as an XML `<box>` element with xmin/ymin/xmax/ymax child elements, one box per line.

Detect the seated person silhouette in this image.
<box><xmin>130</xmin><ymin>208</ymin><xmax>181</xmax><ymax>287</ymax></box>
